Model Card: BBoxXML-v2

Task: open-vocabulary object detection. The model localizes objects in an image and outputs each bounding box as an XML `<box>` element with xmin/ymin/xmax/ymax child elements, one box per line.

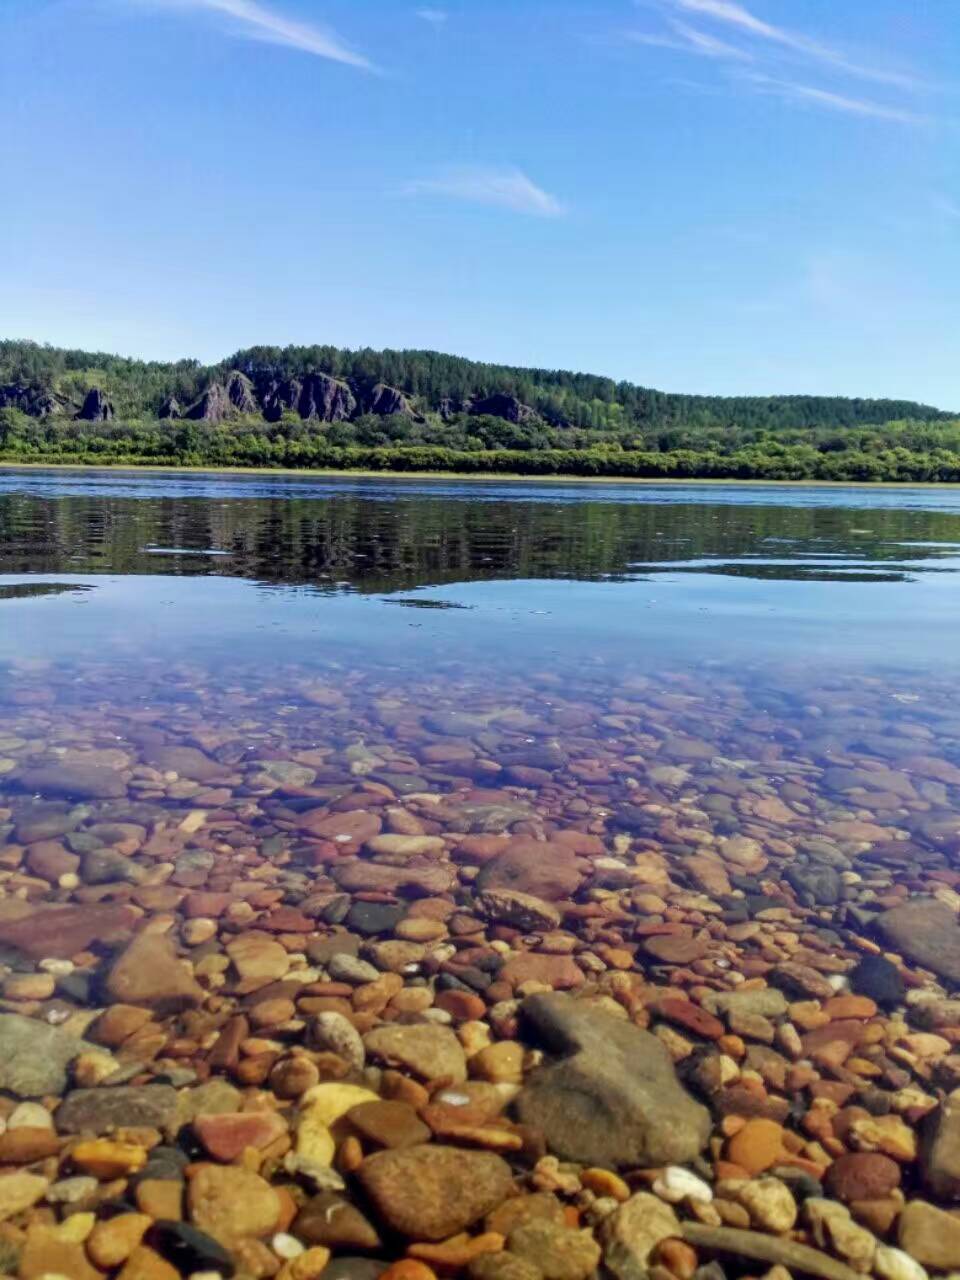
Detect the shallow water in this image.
<box><xmin>2</xmin><ymin>468</ymin><xmax>960</xmax><ymax>866</ymax></box>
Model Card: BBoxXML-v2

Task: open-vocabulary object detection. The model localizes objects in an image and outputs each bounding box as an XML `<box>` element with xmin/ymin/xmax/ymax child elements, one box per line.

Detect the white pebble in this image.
<box><xmin>653</xmin><ymin>1165</ymin><xmax>714</xmax><ymax>1204</ymax></box>
<box><xmin>828</xmin><ymin>973</ymin><xmax>849</xmax><ymax>992</ymax></box>
<box><xmin>875</xmin><ymin>1245</ymin><xmax>928</xmax><ymax>1280</ymax></box>
<box><xmin>8</xmin><ymin>1102</ymin><xmax>53</xmax><ymax>1130</ymax></box>
<box><xmin>38</xmin><ymin>958</ymin><xmax>74</xmax><ymax>975</ymax></box>
<box><xmin>273</xmin><ymin>1231</ymin><xmax>305</xmax><ymax>1260</ymax></box>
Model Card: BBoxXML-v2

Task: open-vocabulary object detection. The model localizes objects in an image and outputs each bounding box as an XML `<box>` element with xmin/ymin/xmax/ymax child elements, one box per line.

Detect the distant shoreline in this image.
<box><xmin>2</xmin><ymin>459</ymin><xmax>960</xmax><ymax>488</ymax></box>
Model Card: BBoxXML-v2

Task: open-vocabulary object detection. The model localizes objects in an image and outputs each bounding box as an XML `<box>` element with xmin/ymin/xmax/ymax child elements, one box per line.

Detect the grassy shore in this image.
<box><xmin>3</xmin><ymin>458</ymin><xmax>960</xmax><ymax>488</ymax></box>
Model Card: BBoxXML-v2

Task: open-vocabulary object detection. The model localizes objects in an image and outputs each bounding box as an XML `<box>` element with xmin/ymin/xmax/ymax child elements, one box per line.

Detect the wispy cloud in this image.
<box><xmin>404</xmin><ymin>166</ymin><xmax>564</xmax><ymax>217</ymax></box>
<box><xmin>628</xmin><ymin>0</ymin><xmax>933</xmax><ymax>126</ymax></box>
<box><xmin>136</xmin><ymin>0</ymin><xmax>373</xmax><ymax>70</ymax></box>
<box><xmin>669</xmin><ymin>0</ymin><xmax>921</xmax><ymax>89</ymax></box>
<box><xmin>744</xmin><ymin>73</ymin><xmax>929</xmax><ymax>125</ymax></box>
<box><xmin>416</xmin><ymin>7</ymin><xmax>447</xmax><ymax>27</ymax></box>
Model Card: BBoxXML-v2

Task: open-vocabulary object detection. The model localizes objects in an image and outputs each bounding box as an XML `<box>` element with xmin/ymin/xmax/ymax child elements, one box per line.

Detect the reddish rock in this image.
<box><xmin>475</xmin><ymin>839</ymin><xmax>586</xmax><ymax>902</ymax></box>
<box><xmin>657</xmin><ymin>998</ymin><xmax>724</xmax><ymax>1040</ymax></box>
<box><xmin>825</xmin><ymin>1152</ymin><xmax>901</xmax><ymax>1203</ymax></box>
<box><xmin>643</xmin><ymin>935</ymin><xmax>708</xmax><ymax>965</ymax></box>
<box><xmin>500</xmin><ymin>952</ymin><xmax>584</xmax><ymax>990</ymax></box>
<box><xmin>0</xmin><ymin>903</ymin><xmax>137</xmax><ymax>960</ymax></box>
<box><xmin>194</xmin><ymin>1111</ymin><xmax>288</xmax><ymax>1161</ymax></box>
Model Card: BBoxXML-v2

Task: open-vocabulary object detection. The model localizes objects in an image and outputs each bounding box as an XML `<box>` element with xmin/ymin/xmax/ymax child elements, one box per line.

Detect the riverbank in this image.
<box><xmin>4</xmin><ymin>458</ymin><xmax>960</xmax><ymax>488</ymax></box>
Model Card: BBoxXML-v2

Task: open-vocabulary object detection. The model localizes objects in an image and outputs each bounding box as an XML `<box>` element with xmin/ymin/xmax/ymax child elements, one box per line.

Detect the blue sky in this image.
<box><xmin>1</xmin><ymin>1</ymin><xmax>957</xmax><ymax>406</ymax></box>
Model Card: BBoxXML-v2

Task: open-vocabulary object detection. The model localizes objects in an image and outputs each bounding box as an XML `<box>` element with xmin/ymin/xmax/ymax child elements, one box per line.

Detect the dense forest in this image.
<box><xmin>1</xmin><ymin>338</ymin><xmax>957</xmax><ymax>481</ymax></box>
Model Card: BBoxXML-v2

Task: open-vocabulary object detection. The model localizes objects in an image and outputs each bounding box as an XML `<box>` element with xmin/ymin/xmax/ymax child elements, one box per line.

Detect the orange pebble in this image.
<box><xmin>725</xmin><ymin>1117</ymin><xmax>785</xmax><ymax>1174</ymax></box>
<box><xmin>382</xmin><ymin>1260</ymin><xmax>439</xmax><ymax>1280</ymax></box>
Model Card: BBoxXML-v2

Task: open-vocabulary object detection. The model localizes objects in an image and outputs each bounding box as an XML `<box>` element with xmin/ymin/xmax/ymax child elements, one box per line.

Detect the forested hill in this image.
<box><xmin>0</xmin><ymin>338</ymin><xmax>949</xmax><ymax>434</ymax></box>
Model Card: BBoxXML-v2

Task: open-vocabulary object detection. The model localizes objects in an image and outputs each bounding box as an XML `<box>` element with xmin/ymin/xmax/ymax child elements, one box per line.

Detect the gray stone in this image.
<box><xmin>877</xmin><ymin>898</ymin><xmax>960</xmax><ymax>985</ymax></box>
<box><xmin>921</xmin><ymin>1090</ymin><xmax>960</xmax><ymax>1200</ymax></box>
<box><xmin>57</xmin><ymin>1085</ymin><xmax>179</xmax><ymax>1135</ymax></box>
<box><xmin>514</xmin><ymin>992</ymin><xmax>710</xmax><ymax>1168</ymax></box>
<box><xmin>0</xmin><ymin>1014</ymin><xmax>95</xmax><ymax>1098</ymax></box>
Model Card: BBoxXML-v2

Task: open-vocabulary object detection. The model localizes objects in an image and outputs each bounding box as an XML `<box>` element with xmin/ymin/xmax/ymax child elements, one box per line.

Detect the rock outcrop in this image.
<box><xmin>76</xmin><ymin>388</ymin><xmax>114</xmax><ymax>422</ymax></box>
<box><xmin>469</xmin><ymin>392</ymin><xmax>538</xmax><ymax>423</ymax></box>
<box><xmin>225</xmin><ymin>371</ymin><xmax>257</xmax><ymax>414</ymax></box>
<box><xmin>158</xmin><ymin>395</ymin><xmax>181</xmax><ymax>420</ymax></box>
<box><xmin>0</xmin><ymin>382</ymin><xmax>66</xmax><ymax>417</ymax></box>
<box><xmin>185</xmin><ymin>383</ymin><xmax>232</xmax><ymax>422</ymax></box>
<box><xmin>364</xmin><ymin>382</ymin><xmax>415</xmax><ymax>418</ymax></box>
<box><xmin>297</xmin><ymin>372</ymin><xmax>357</xmax><ymax>422</ymax></box>
<box><xmin>514</xmin><ymin>992</ymin><xmax>711</xmax><ymax>1168</ymax></box>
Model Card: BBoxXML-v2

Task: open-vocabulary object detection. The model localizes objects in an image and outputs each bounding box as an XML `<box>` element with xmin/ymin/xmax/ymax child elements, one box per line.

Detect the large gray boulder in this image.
<box><xmin>877</xmin><ymin>898</ymin><xmax>960</xmax><ymax>985</ymax></box>
<box><xmin>0</xmin><ymin>1014</ymin><xmax>96</xmax><ymax>1098</ymax></box>
<box><xmin>514</xmin><ymin>992</ymin><xmax>711</xmax><ymax>1168</ymax></box>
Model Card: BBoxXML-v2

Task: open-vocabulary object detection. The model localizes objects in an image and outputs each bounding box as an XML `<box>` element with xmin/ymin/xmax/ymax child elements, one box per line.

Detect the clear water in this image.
<box><xmin>2</xmin><ymin>469</ymin><xmax>960</xmax><ymax>864</ymax></box>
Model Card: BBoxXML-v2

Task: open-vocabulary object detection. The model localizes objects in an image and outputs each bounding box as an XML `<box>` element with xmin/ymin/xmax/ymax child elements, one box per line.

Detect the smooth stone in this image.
<box><xmin>849</xmin><ymin>955</ymin><xmax>905</xmax><ymax>1008</ymax></box>
<box><xmin>599</xmin><ymin>1192</ymin><xmax>680</xmax><ymax>1280</ymax></box>
<box><xmin>0</xmin><ymin>1171</ymin><xmax>49</xmax><ymax>1222</ymax></box>
<box><xmin>477</xmin><ymin>889</ymin><xmax>562</xmax><ymax>932</ymax></box>
<box><xmin>898</xmin><ymin>1200</ymin><xmax>960</xmax><ymax>1270</ymax></box>
<box><xmin>475</xmin><ymin>840</ymin><xmax>584</xmax><ymax>901</ymax></box>
<box><xmin>877</xmin><ymin>899</ymin><xmax>960</xmax><ymax>985</ymax></box>
<box><xmin>16</xmin><ymin>761</ymin><xmax>126</xmax><ymax>799</ymax></box>
<box><xmin>348</xmin><ymin>1100</ymin><xmax>431</xmax><ymax>1149</ymax></box>
<box><xmin>57</xmin><ymin>1085</ymin><xmax>179</xmax><ymax>1135</ymax></box>
<box><xmin>514</xmin><ymin>992</ymin><xmax>710</xmax><ymax>1168</ymax></box>
<box><xmin>507</xmin><ymin>1220</ymin><xmax>601</xmax><ymax>1280</ymax></box>
<box><xmin>364</xmin><ymin>1023</ymin><xmax>467</xmax><ymax>1082</ymax></box>
<box><xmin>187</xmin><ymin>1164</ymin><xmax>282</xmax><ymax>1249</ymax></box>
<box><xmin>0</xmin><ymin>1013</ymin><xmax>95</xmax><ymax>1097</ymax></box>
<box><xmin>105</xmin><ymin>930</ymin><xmax>204</xmax><ymax>1013</ymax></box>
<box><xmin>294</xmin><ymin>1193</ymin><xmax>382</xmax><ymax>1250</ymax></box>
<box><xmin>0</xmin><ymin>902</ymin><xmax>137</xmax><ymax>960</ymax></box>
<box><xmin>920</xmin><ymin>1089</ymin><xmax>960</xmax><ymax>1200</ymax></box>
<box><xmin>144</xmin><ymin>1220</ymin><xmax>237</xmax><ymax>1277</ymax></box>
<box><xmin>357</xmin><ymin>1144</ymin><xmax>513</xmax><ymax>1241</ymax></box>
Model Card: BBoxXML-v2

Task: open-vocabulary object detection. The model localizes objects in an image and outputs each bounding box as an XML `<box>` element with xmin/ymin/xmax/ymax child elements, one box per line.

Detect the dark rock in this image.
<box><xmin>365</xmin><ymin>383</ymin><xmax>415</xmax><ymax>418</ymax></box>
<box><xmin>784</xmin><ymin>864</ymin><xmax>842</xmax><ymax>906</ymax></box>
<box><xmin>158</xmin><ymin>395</ymin><xmax>181</xmax><ymax>420</ymax></box>
<box><xmin>298</xmin><ymin>372</ymin><xmax>357</xmax><ymax>422</ymax></box>
<box><xmin>469</xmin><ymin>393</ymin><xmax>538</xmax><ymax>424</ymax></box>
<box><xmin>514</xmin><ymin>992</ymin><xmax>710</xmax><ymax>1168</ymax></box>
<box><xmin>76</xmin><ymin>387</ymin><xmax>115</xmax><ymax>422</ymax></box>
<box><xmin>225</xmin><ymin>370</ymin><xmax>257</xmax><ymax>414</ymax></box>
<box><xmin>346</xmin><ymin>902</ymin><xmax>406</xmax><ymax>937</ymax></box>
<box><xmin>185</xmin><ymin>383</ymin><xmax>232</xmax><ymax>422</ymax></box>
<box><xmin>145</xmin><ymin>1221</ymin><xmax>236</xmax><ymax>1277</ymax></box>
<box><xmin>848</xmin><ymin>954</ymin><xmax>904</xmax><ymax>1008</ymax></box>
<box><xmin>0</xmin><ymin>381</ymin><xmax>68</xmax><ymax>417</ymax></box>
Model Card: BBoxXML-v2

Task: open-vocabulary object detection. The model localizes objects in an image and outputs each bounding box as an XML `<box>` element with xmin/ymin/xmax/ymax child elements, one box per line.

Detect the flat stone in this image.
<box><xmin>144</xmin><ymin>745</ymin><xmax>232</xmax><ymax>782</ymax></box>
<box><xmin>475</xmin><ymin>840</ymin><xmax>584</xmax><ymax>901</ymax></box>
<box><xmin>920</xmin><ymin>1089</ymin><xmax>960</xmax><ymax>1200</ymax></box>
<box><xmin>227</xmin><ymin>932</ymin><xmax>290</xmax><ymax>982</ymax></box>
<box><xmin>187</xmin><ymin>1164</ymin><xmax>282</xmax><ymax>1248</ymax></box>
<box><xmin>643</xmin><ymin>935</ymin><xmax>708</xmax><ymax>965</ymax></box>
<box><xmin>877</xmin><ymin>899</ymin><xmax>960</xmax><ymax>985</ymax></box>
<box><xmin>16</xmin><ymin>761</ymin><xmax>127</xmax><ymax>799</ymax></box>
<box><xmin>348</xmin><ymin>1100</ymin><xmax>431</xmax><ymax>1148</ymax></box>
<box><xmin>357</xmin><ymin>1144</ymin><xmax>514</xmax><ymax>1241</ymax></box>
<box><xmin>57</xmin><ymin>1085</ymin><xmax>179</xmax><ymax>1135</ymax></box>
<box><xmin>477</xmin><ymin>889</ymin><xmax>562</xmax><ymax>932</ymax></box>
<box><xmin>514</xmin><ymin>992</ymin><xmax>710</xmax><ymax>1168</ymax></box>
<box><xmin>0</xmin><ymin>902</ymin><xmax>137</xmax><ymax>960</ymax></box>
<box><xmin>898</xmin><ymin>1200</ymin><xmax>960</xmax><ymax>1270</ymax></box>
<box><xmin>106</xmin><ymin>930</ymin><xmax>204</xmax><ymax>1013</ymax></box>
<box><xmin>364</xmin><ymin>1023</ymin><xmax>467</xmax><ymax>1082</ymax></box>
<box><xmin>0</xmin><ymin>1171</ymin><xmax>49</xmax><ymax>1222</ymax></box>
<box><xmin>508</xmin><ymin>1220</ymin><xmax>601</xmax><ymax>1280</ymax></box>
<box><xmin>295</xmin><ymin>1192</ymin><xmax>382</xmax><ymax>1250</ymax></box>
<box><xmin>500</xmin><ymin>952</ymin><xmax>584</xmax><ymax>990</ymax></box>
<box><xmin>599</xmin><ymin>1192</ymin><xmax>680</xmax><ymax>1280</ymax></box>
<box><xmin>194</xmin><ymin>1110</ymin><xmax>288</xmax><ymax>1160</ymax></box>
